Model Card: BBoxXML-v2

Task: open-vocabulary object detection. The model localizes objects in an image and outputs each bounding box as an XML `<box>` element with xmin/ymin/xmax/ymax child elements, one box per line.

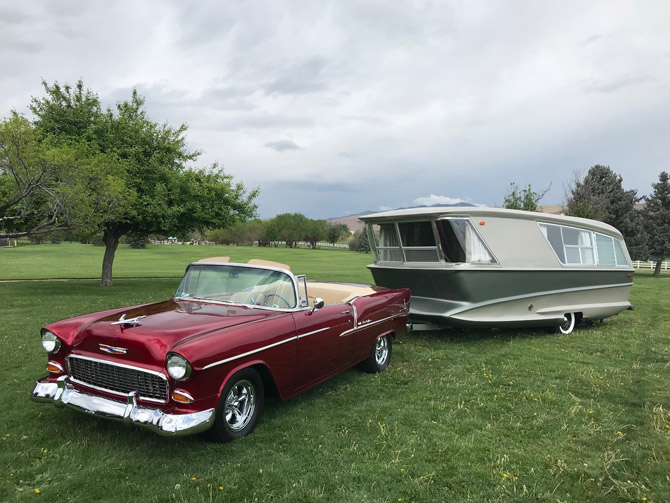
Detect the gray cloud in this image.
<box><xmin>264</xmin><ymin>139</ymin><xmax>302</xmax><ymax>152</ymax></box>
<box><xmin>1</xmin><ymin>1</ymin><xmax>669</xmax><ymax>220</ymax></box>
<box><xmin>0</xmin><ymin>8</ymin><xmax>33</xmax><ymax>24</ymax></box>
<box><xmin>4</xmin><ymin>40</ymin><xmax>43</xmax><ymax>53</ymax></box>
<box><xmin>264</xmin><ymin>57</ymin><xmax>329</xmax><ymax>95</ymax></box>
<box><xmin>586</xmin><ymin>75</ymin><xmax>655</xmax><ymax>94</ymax></box>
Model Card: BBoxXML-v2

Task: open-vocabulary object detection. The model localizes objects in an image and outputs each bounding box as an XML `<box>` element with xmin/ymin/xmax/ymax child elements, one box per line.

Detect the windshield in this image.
<box><xmin>175</xmin><ymin>265</ymin><xmax>297</xmax><ymax>309</ymax></box>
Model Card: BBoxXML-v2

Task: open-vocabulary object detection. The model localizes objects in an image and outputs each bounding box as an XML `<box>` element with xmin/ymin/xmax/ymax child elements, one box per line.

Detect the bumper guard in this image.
<box><xmin>31</xmin><ymin>376</ymin><xmax>215</xmax><ymax>437</ymax></box>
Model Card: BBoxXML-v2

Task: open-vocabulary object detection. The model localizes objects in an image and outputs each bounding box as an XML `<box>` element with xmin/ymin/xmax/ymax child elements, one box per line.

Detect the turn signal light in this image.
<box><xmin>172</xmin><ymin>389</ymin><xmax>194</xmax><ymax>404</ymax></box>
<box><xmin>47</xmin><ymin>361</ymin><xmax>65</xmax><ymax>374</ymax></box>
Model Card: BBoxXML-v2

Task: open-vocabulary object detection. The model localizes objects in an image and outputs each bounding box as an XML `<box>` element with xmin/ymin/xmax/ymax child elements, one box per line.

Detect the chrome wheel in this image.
<box><xmin>224</xmin><ymin>379</ymin><xmax>256</xmax><ymax>432</ymax></box>
<box><xmin>359</xmin><ymin>334</ymin><xmax>392</xmax><ymax>374</ymax></box>
<box><xmin>374</xmin><ymin>336</ymin><xmax>389</xmax><ymax>366</ymax></box>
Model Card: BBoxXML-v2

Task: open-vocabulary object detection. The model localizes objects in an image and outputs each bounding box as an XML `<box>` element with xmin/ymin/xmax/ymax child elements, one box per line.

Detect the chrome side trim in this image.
<box><xmin>202</xmin><ymin>326</ymin><xmax>336</xmax><ymax>371</ymax></box>
<box><xmin>296</xmin><ymin>327</ymin><xmax>329</xmax><ymax>340</ymax></box>
<box><xmin>445</xmin><ymin>281</ymin><xmax>633</xmax><ymax>317</ymax></box>
<box><xmin>202</xmin><ymin>336</ymin><xmax>297</xmax><ymax>370</ymax></box>
<box><xmin>339</xmin><ymin>313</ymin><xmax>404</xmax><ymax>337</ymax></box>
<box><xmin>31</xmin><ymin>377</ymin><xmax>214</xmax><ymax>437</ymax></box>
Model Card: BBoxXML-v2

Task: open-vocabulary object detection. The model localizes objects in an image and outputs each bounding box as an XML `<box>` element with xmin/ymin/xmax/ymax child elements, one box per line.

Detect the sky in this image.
<box><xmin>1</xmin><ymin>1</ymin><xmax>669</xmax><ymax>219</ymax></box>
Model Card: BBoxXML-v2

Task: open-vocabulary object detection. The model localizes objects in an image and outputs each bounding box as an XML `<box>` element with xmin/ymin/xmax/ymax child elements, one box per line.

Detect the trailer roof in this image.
<box><xmin>359</xmin><ymin>206</ymin><xmax>624</xmax><ymax>237</ymax></box>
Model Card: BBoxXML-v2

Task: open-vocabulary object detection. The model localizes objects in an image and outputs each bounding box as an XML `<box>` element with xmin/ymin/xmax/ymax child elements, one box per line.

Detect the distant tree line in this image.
<box><xmin>206</xmin><ymin>214</ymin><xmax>351</xmax><ymax>249</ymax></box>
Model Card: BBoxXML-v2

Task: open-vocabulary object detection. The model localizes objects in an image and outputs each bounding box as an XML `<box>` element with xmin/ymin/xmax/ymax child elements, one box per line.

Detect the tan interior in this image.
<box><xmin>247</xmin><ymin>259</ymin><xmax>291</xmax><ymax>271</ymax></box>
<box><xmin>307</xmin><ymin>282</ymin><xmax>377</xmax><ymax>305</ymax></box>
<box><xmin>197</xmin><ymin>257</ymin><xmax>230</xmax><ymax>263</ymax></box>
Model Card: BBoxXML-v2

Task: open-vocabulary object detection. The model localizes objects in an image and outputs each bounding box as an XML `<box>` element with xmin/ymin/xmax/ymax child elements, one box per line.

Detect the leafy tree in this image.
<box><xmin>261</xmin><ymin>219</ymin><xmax>279</xmax><ymax>246</ymax></box>
<box><xmin>30</xmin><ymin>80</ymin><xmax>257</xmax><ymax>285</ymax></box>
<box><xmin>0</xmin><ymin>115</ymin><xmax>68</xmax><ymax>238</ymax></box>
<box><xmin>206</xmin><ymin>228</ymin><xmax>229</xmax><ymax>244</ymax></box>
<box><xmin>642</xmin><ymin>171</ymin><xmax>670</xmax><ymax>277</ymax></box>
<box><xmin>565</xmin><ymin>165</ymin><xmax>645</xmax><ymax>258</ymax></box>
<box><xmin>304</xmin><ymin>219</ymin><xmax>328</xmax><ymax>249</ymax></box>
<box><xmin>271</xmin><ymin>213</ymin><xmax>307</xmax><ymax>248</ymax></box>
<box><xmin>326</xmin><ymin>223</ymin><xmax>349</xmax><ymax>246</ymax></box>
<box><xmin>503</xmin><ymin>183</ymin><xmax>549</xmax><ymax>212</ymax></box>
<box><xmin>0</xmin><ymin>115</ymin><xmax>127</xmax><ymax>240</ymax></box>
<box><xmin>244</xmin><ymin>220</ymin><xmax>265</xmax><ymax>246</ymax></box>
<box><xmin>348</xmin><ymin>228</ymin><xmax>370</xmax><ymax>253</ymax></box>
<box><xmin>357</xmin><ymin>226</ymin><xmax>370</xmax><ymax>253</ymax></box>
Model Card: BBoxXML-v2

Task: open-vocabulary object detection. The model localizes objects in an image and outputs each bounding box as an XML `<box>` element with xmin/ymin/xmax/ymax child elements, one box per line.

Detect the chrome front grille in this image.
<box><xmin>68</xmin><ymin>355</ymin><xmax>168</xmax><ymax>402</ymax></box>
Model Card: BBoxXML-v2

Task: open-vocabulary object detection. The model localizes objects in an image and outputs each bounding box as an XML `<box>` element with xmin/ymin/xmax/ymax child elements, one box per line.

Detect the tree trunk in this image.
<box><xmin>654</xmin><ymin>259</ymin><xmax>662</xmax><ymax>277</ymax></box>
<box><xmin>101</xmin><ymin>228</ymin><xmax>123</xmax><ymax>286</ymax></box>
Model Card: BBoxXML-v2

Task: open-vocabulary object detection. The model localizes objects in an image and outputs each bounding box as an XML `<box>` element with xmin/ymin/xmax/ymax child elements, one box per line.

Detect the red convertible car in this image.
<box><xmin>31</xmin><ymin>258</ymin><xmax>411</xmax><ymax>441</ymax></box>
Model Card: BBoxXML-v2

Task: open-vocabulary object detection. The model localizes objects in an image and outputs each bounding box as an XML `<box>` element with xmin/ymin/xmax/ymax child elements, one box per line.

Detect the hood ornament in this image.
<box><xmin>111</xmin><ymin>314</ymin><xmax>146</xmax><ymax>327</ymax></box>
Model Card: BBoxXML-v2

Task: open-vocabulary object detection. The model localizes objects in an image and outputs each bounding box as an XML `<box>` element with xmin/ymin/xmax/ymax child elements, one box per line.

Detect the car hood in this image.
<box><xmin>69</xmin><ymin>300</ymin><xmax>285</xmax><ymax>367</ymax></box>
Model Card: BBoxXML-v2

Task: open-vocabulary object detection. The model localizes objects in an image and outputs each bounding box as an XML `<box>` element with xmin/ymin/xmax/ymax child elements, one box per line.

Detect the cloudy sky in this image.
<box><xmin>1</xmin><ymin>1</ymin><xmax>668</xmax><ymax>219</ymax></box>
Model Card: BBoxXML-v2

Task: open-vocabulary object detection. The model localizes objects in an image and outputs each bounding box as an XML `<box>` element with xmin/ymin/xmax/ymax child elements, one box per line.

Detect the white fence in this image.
<box><xmin>633</xmin><ymin>260</ymin><xmax>670</xmax><ymax>270</ymax></box>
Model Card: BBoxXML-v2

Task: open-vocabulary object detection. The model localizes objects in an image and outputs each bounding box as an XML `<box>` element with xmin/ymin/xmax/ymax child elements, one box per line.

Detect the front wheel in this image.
<box><xmin>358</xmin><ymin>334</ymin><xmax>392</xmax><ymax>373</ymax></box>
<box><xmin>210</xmin><ymin>368</ymin><xmax>264</xmax><ymax>442</ymax></box>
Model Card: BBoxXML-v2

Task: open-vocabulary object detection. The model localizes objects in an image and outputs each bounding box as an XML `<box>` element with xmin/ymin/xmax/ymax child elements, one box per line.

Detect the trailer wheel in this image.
<box><xmin>559</xmin><ymin>313</ymin><xmax>576</xmax><ymax>334</ymax></box>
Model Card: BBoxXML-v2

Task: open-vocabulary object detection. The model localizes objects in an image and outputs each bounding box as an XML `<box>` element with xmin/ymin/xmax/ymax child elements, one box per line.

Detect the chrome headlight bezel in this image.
<box><xmin>41</xmin><ymin>330</ymin><xmax>61</xmax><ymax>354</ymax></box>
<box><xmin>166</xmin><ymin>353</ymin><xmax>192</xmax><ymax>381</ymax></box>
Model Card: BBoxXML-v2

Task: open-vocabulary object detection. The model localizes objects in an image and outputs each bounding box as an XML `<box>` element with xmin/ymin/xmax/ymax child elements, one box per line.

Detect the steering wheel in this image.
<box><xmin>261</xmin><ymin>293</ymin><xmax>291</xmax><ymax>308</ymax></box>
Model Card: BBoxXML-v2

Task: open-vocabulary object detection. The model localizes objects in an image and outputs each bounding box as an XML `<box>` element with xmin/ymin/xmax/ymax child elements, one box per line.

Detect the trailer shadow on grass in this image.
<box><xmin>408</xmin><ymin>319</ymin><xmax>608</xmax><ymax>345</ymax></box>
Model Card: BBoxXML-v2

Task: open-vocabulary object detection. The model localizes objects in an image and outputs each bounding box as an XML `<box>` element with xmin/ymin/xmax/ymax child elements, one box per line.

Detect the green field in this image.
<box><xmin>0</xmin><ymin>242</ymin><xmax>374</xmax><ymax>283</ymax></box>
<box><xmin>1</xmin><ymin>244</ymin><xmax>668</xmax><ymax>502</ymax></box>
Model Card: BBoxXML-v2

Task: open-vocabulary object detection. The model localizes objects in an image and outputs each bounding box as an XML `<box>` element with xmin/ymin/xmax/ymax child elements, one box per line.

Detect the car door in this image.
<box><xmin>292</xmin><ymin>304</ymin><xmax>354</xmax><ymax>391</ymax></box>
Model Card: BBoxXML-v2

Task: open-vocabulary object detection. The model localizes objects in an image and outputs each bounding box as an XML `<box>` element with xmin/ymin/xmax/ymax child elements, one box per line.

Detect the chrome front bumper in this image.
<box><xmin>31</xmin><ymin>376</ymin><xmax>215</xmax><ymax>437</ymax></box>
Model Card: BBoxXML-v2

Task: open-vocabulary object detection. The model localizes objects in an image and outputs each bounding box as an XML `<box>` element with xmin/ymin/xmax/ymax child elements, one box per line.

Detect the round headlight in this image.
<box><xmin>166</xmin><ymin>353</ymin><xmax>192</xmax><ymax>381</ymax></box>
<box><xmin>41</xmin><ymin>331</ymin><xmax>61</xmax><ymax>354</ymax></box>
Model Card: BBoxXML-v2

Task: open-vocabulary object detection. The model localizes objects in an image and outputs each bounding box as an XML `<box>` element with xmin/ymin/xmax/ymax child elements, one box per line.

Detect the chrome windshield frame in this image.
<box><xmin>173</xmin><ymin>262</ymin><xmax>308</xmax><ymax>313</ymax></box>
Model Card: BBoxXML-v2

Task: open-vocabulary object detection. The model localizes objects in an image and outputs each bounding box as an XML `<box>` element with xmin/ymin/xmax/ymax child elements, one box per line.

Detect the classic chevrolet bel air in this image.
<box><xmin>31</xmin><ymin>258</ymin><xmax>411</xmax><ymax>441</ymax></box>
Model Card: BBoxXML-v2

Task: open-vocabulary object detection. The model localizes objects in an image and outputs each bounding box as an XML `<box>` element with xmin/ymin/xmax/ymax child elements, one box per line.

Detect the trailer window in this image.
<box><xmin>397</xmin><ymin>221</ymin><xmax>440</xmax><ymax>262</ymax></box>
<box><xmin>563</xmin><ymin>227</ymin><xmax>595</xmax><ymax>265</ymax></box>
<box><xmin>596</xmin><ymin>233</ymin><xmax>629</xmax><ymax>267</ymax></box>
<box><xmin>370</xmin><ymin>223</ymin><xmax>403</xmax><ymax>262</ymax></box>
<box><xmin>539</xmin><ymin>223</ymin><xmax>630</xmax><ymax>267</ymax></box>
<box><xmin>436</xmin><ymin>218</ymin><xmax>496</xmax><ymax>264</ymax></box>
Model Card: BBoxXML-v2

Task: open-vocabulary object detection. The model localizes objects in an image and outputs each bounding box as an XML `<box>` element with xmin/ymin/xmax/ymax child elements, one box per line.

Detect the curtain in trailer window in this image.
<box><xmin>438</xmin><ymin>219</ymin><xmax>495</xmax><ymax>264</ymax></box>
<box><xmin>562</xmin><ymin>227</ymin><xmax>595</xmax><ymax>265</ymax></box>
<box><xmin>539</xmin><ymin>223</ymin><xmax>629</xmax><ymax>267</ymax></box>
<box><xmin>374</xmin><ymin>224</ymin><xmax>404</xmax><ymax>262</ymax></box>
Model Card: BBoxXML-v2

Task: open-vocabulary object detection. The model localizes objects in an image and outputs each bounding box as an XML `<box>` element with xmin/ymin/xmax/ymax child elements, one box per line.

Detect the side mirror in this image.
<box><xmin>311</xmin><ymin>298</ymin><xmax>325</xmax><ymax>313</ymax></box>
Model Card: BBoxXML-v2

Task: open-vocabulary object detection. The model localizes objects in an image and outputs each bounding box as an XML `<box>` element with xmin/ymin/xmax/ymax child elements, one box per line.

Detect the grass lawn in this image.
<box><xmin>1</xmin><ymin>245</ymin><xmax>668</xmax><ymax>502</ymax></box>
<box><xmin>0</xmin><ymin>242</ymin><xmax>373</xmax><ymax>283</ymax></box>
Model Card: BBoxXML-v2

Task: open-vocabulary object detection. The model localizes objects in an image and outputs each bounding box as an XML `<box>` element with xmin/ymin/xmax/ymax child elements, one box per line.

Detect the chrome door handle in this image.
<box><xmin>341</xmin><ymin>310</ymin><xmax>351</xmax><ymax>315</ymax></box>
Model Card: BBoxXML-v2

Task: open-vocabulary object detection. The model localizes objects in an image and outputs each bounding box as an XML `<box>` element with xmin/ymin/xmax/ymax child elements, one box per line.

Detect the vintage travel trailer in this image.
<box><xmin>359</xmin><ymin>207</ymin><xmax>634</xmax><ymax>333</ymax></box>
